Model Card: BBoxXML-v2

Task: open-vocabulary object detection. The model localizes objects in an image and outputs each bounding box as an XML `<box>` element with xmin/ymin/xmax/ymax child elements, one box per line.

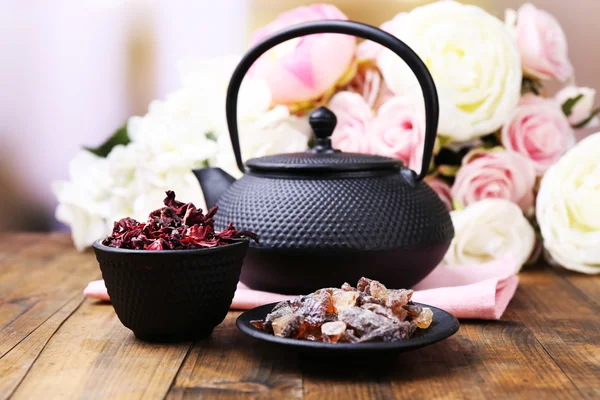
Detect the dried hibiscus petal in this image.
<box><xmin>102</xmin><ymin>191</ymin><xmax>258</xmax><ymax>250</ymax></box>
<box><xmin>145</xmin><ymin>238</ymin><xmax>167</xmax><ymax>250</ymax></box>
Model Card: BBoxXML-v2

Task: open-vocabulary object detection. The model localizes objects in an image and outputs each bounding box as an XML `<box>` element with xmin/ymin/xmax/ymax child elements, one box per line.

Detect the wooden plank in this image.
<box><xmin>0</xmin><ymin>233</ymin><xmax>103</xmax><ymax>398</ymax></box>
<box><xmin>0</xmin><ymin>233</ymin><xmax>39</xmax><ymax>253</ymax></box>
<box><xmin>0</xmin><ymin>295</ymin><xmax>84</xmax><ymax>399</ymax></box>
<box><xmin>167</xmin><ymin>312</ymin><xmax>303</xmax><ymax>400</ymax></box>
<box><xmin>0</xmin><ymin>233</ymin><xmax>71</xmax><ymax>260</ymax></box>
<box><xmin>0</xmin><ymin>234</ymin><xmax>68</xmax><ymax>298</ymax></box>
<box><xmin>11</xmin><ymin>299</ymin><xmax>191</xmax><ymax>400</ymax></box>
<box><xmin>556</xmin><ymin>268</ymin><xmax>600</xmax><ymax>308</ymax></box>
<box><xmin>301</xmin><ymin>320</ymin><xmax>581</xmax><ymax>399</ymax></box>
<box><xmin>0</xmin><ymin>234</ymin><xmax>100</xmax><ymax>359</ymax></box>
<box><xmin>301</xmin><ymin>354</ymin><xmax>397</xmax><ymax>400</ymax></box>
<box><xmin>510</xmin><ymin>268</ymin><xmax>600</xmax><ymax>399</ymax></box>
<box><xmin>0</xmin><ymin>233</ymin><xmax>82</xmax><ymax>306</ymax></box>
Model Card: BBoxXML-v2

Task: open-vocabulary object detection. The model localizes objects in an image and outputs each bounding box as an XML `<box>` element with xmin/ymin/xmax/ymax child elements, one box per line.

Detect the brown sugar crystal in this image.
<box><xmin>250</xmin><ymin>277</ymin><xmax>434</xmax><ymax>343</ymax></box>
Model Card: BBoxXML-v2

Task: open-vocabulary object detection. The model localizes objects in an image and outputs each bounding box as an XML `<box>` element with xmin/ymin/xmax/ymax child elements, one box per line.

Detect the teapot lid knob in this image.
<box><xmin>309</xmin><ymin>106</ymin><xmax>338</xmax><ymax>153</ymax></box>
<box><xmin>309</xmin><ymin>106</ymin><xmax>337</xmax><ymax>139</ymax></box>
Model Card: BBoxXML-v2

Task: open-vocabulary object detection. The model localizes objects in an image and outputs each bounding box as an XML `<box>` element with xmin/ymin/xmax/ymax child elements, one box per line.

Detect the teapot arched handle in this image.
<box><xmin>226</xmin><ymin>20</ymin><xmax>439</xmax><ymax>182</ymax></box>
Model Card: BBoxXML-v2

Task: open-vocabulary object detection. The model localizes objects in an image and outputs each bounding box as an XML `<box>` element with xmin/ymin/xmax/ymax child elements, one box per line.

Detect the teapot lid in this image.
<box><xmin>245</xmin><ymin>107</ymin><xmax>403</xmax><ymax>173</ymax></box>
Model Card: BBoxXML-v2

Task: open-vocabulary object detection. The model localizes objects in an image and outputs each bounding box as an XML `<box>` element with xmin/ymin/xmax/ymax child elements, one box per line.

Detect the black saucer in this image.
<box><xmin>236</xmin><ymin>302</ymin><xmax>459</xmax><ymax>354</ymax></box>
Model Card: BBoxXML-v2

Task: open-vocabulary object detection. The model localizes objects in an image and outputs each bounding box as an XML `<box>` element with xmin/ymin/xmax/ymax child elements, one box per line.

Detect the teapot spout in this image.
<box><xmin>192</xmin><ymin>167</ymin><xmax>236</xmax><ymax>208</ymax></box>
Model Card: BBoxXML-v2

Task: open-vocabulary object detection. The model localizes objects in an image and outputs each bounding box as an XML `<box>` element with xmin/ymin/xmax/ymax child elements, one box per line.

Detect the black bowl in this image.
<box><xmin>93</xmin><ymin>240</ymin><xmax>249</xmax><ymax>342</ymax></box>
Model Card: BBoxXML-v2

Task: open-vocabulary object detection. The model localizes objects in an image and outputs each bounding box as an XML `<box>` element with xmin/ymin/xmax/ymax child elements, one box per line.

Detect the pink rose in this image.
<box><xmin>501</xmin><ymin>93</ymin><xmax>575</xmax><ymax>175</ymax></box>
<box><xmin>425</xmin><ymin>177</ymin><xmax>453</xmax><ymax>211</ymax></box>
<box><xmin>249</xmin><ymin>4</ymin><xmax>356</xmax><ymax>105</ymax></box>
<box><xmin>356</xmin><ymin>40</ymin><xmax>381</xmax><ymax>64</ymax></box>
<box><xmin>355</xmin><ymin>15</ymin><xmax>404</xmax><ymax>63</ymax></box>
<box><xmin>329</xmin><ymin>92</ymin><xmax>373</xmax><ymax>154</ymax></box>
<box><xmin>369</xmin><ymin>96</ymin><xmax>425</xmax><ymax>173</ymax></box>
<box><xmin>510</xmin><ymin>3</ymin><xmax>573</xmax><ymax>82</ymax></box>
<box><xmin>343</xmin><ymin>68</ymin><xmax>394</xmax><ymax>110</ymax></box>
<box><xmin>452</xmin><ymin>150</ymin><xmax>536</xmax><ymax>212</ymax></box>
<box><xmin>329</xmin><ymin>92</ymin><xmax>425</xmax><ymax>174</ymax></box>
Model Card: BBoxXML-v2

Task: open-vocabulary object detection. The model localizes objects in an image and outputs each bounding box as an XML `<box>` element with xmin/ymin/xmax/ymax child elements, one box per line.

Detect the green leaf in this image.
<box><xmin>561</xmin><ymin>94</ymin><xmax>584</xmax><ymax>116</ymax></box>
<box><xmin>85</xmin><ymin>123</ymin><xmax>130</xmax><ymax>157</ymax></box>
<box><xmin>205</xmin><ymin>131</ymin><xmax>217</xmax><ymax>141</ymax></box>
<box><xmin>572</xmin><ymin>107</ymin><xmax>600</xmax><ymax>128</ymax></box>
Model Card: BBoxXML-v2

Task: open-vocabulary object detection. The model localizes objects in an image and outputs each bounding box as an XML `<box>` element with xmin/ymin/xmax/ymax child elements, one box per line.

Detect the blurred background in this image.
<box><xmin>1</xmin><ymin>0</ymin><xmax>598</xmax><ymax>232</ymax></box>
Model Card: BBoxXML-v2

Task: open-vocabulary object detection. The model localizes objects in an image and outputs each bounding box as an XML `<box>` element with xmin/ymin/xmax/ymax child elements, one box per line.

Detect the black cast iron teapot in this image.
<box><xmin>193</xmin><ymin>20</ymin><xmax>454</xmax><ymax>294</ymax></box>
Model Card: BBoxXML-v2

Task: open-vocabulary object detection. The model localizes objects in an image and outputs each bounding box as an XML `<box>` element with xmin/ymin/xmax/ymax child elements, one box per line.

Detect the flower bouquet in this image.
<box><xmin>54</xmin><ymin>1</ymin><xmax>600</xmax><ymax>275</ymax></box>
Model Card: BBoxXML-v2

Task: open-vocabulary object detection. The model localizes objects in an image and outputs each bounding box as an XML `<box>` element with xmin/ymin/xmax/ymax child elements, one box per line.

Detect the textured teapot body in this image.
<box><xmin>211</xmin><ymin>170</ymin><xmax>454</xmax><ymax>294</ymax></box>
<box><xmin>214</xmin><ymin>172</ymin><xmax>453</xmax><ymax>251</ymax></box>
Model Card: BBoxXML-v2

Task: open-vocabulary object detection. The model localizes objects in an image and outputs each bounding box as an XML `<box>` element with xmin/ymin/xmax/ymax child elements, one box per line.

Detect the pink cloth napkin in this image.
<box><xmin>84</xmin><ymin>256</ymin><xmax>519</xmax><ymax>320</ymax></box>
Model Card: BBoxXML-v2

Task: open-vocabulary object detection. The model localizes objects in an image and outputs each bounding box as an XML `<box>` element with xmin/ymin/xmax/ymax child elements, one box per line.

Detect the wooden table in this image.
<box><xmin>0</xmin><ymin>233</ymin><xmax>599</xmax><ymax>399</ymax></box>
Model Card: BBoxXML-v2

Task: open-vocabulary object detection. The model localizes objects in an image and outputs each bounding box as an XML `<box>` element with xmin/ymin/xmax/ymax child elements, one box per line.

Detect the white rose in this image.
<box><xmin>377</xmin><ymin>0</ymin><xmax>522</xmax><ymax>141</ymax></box>
<box><xmin>214</xmin><ymin>105</ymin><xmax>311</xmax><ymax>178</ymax></box>
<box><xmin>52</xmin><ymin>151</ymin><xmax>113</xmax><ymax>250</ymax></box>
<box><xmin>55</xmin><ymin>204</ymin><xmax>109</xmax><ymax>251</ymax></box>
<box><xmin>127</xmin><ymin>89</ymin><xmax>218</xmax><ymax>169</ymax></box>
<box><xmin>111</xmin><ymin>144</ymin><xmax>207</xmax><ymax>221</ymax></box>
<box><xmin>555</xmin><ymin>86</ymin><xmax>599</xmax><ymax>128</ymax></box>
<box><xmin>443</xmin><ymin>199</ymin><xmax>535</xmax><ymax>269</ymax></box>
<box><xmin>536</xmin><ymin>133</ymin><xmax>600</xmax><ymax>274</ymax></box>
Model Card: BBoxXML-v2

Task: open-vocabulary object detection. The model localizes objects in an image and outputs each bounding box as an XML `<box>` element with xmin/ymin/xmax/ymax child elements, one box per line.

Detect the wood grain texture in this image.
<box><xmin>509</xmin><ymin>268</ymin><xmax>600</xmax><ymax>399</ymax></box>
<box><xmin>301</xmin><ymin>321</ymin><xmax>582</xmax><ymax>400</ymax></box>
<box><xmin>0</xmin><ymin>295</ymin><xmax>84</xmax><ymax>398</ymax></box>
<box><xmin>0</xmin><ymin>233</ymin><xmax>101</xmax><ymax>398</ymax></box>
<box><xmin>10</xmin><ymin>299</ymin><xmax>191</xmax><ymax>400</ymax></box>
<box><xmin>0</xmin><ymin>233</ymin><xmax>100</xmax><ymax>359</ymax></box>
<box><xmin>556</xmin><ymin>268</ymin><xmax>600</xmax><ymax>308</ymax></box>
<box><xmin>167</xmin><ymin>312</ymin><xmax>303</xmax><ymax>400</ymax></box>
<box><xmin>0</xmin><ymin>234</ymin><xmax>599</xmax><ymax>399</ymax></box>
